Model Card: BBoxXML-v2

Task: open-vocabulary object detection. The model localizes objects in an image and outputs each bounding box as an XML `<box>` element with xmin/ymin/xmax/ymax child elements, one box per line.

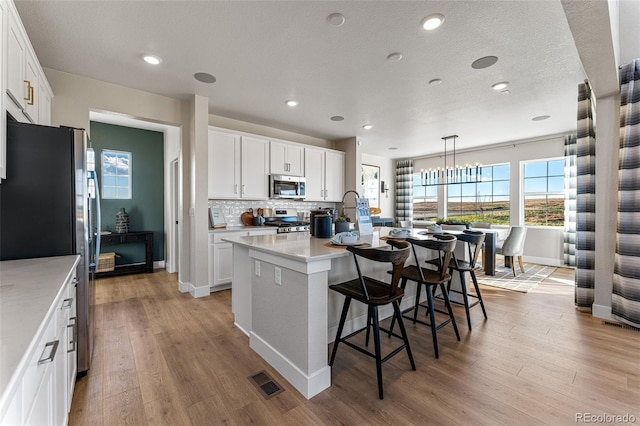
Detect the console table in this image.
<box><xmin>97</xmin><ymin>231</ymin><xmax>153</xmax><ymax>277</ymax></box>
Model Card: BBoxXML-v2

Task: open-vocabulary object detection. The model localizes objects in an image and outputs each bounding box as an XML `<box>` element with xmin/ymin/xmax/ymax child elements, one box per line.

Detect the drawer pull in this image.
<box><xmin>68</xmin><ymin>317</ymin><xmax>77</xmax><ymax>353</ymax></box>
<box><xmin>38</xmin><ymin>340</ymin><xmax>59</xmax><ymax>365</ymax></box>
<box><xmin>62</xmin><ymin>297</ymin><xmax>73</xmax><ymax>309</ymax></box>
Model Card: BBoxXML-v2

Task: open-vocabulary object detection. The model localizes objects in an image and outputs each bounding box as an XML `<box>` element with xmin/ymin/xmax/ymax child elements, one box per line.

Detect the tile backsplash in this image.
<box><xmin>208</xmin><ymin>199</ymin><xmax>337</xmax><ymax>226</ymax></box>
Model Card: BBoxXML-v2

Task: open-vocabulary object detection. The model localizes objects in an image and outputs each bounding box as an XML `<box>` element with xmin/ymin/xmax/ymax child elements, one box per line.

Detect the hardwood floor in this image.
<box><xmin>69</xmin><ymin>267</ymin><xmax>640</xmax><ymax>425</ymax></box>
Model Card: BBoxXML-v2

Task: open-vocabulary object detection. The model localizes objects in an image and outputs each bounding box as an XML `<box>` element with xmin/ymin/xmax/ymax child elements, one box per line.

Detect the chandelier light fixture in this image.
<box><xmin>420</xmin><ymin>135</ymin><xmax>482</xmax><ymax>186</ymax></box>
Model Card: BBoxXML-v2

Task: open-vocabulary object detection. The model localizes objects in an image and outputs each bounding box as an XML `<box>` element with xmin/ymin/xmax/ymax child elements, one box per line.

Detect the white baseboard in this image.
<box><xmin>190</xmin><ymin>283</ymin><xmax>210</xmax><ymax>298</ymax></box>
<box><xmin>178</xmin><ymin>280</ymin><xmax>190</xmax><ymax>293</ymax></box>
<box><xmin>592</xmin><ymin>303</ymin><xmax>612</xmax><ymax>320</ymax></box>
<box><xmin>153</xmin><ymin>260</ymin><xmax>165</xmax><ymax>270</ymax></box>
<box><xmin>250</xmin><ymin>332</ymin><xmax>331</xmax><ymax>399</ymax></box>
<box><xmin>210</xmin><ymin>283</ymin><xmax>231</xmax><ymax>293</ymax></box>
<box><xmin>522</xmin><ymin>256</ymin><xmax>566</xmax><ymax>268</ymax></box>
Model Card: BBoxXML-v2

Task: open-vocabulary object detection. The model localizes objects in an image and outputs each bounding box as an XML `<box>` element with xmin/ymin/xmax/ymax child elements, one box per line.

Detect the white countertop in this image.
<box><xmin>209</xmin><ymin>225</ymin><xmax>276</xmax><ymax>233</ymax></box>
<box><xmin>222</xmin><ymin>227</ymin><xmax>430</xmax><ymax>262</ymax></box>
<box><xmin>0</xmin><ymin>255</ymin><xmax>80</xmax><ymax>394</ymax></box>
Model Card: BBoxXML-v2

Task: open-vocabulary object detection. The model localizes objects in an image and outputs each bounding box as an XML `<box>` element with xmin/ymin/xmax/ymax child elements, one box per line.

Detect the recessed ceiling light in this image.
<box><xmin>429</xmin><ymin>78</ymin><xmax>442</xmax><ymax>86</ymax></box>
<box><xmin>532</xmin><ymin>115</ymin><xmax>550</xmax><ymax>121</ymax></box>
<box><xmin>491</xmin><ymin>81</ymin><xmax>509</xmax><ymax>91</ymax></box>
<box><xmin>421</xmin><ymin>13</ymin><xmax>445</xmax><ymax>31</ymax></box>
<box><xmin>327</xmin><ymin>13</ymin><xmax>345</xmax><ymax>27</ymax></box>
<box><xmin>471</xmin><ymin>56</ymin><xmax>499</xmax><ymax>69</ymax></box>
<box><xmin>286</xmin><ymin>100</ymin><xmax>298</xmax><ymax>107</ymax></box>
<box><xmin>386</xmin><ymin>52</ymin><xmax>403</xmax><ymax>62</ymax></box>
<box><xmin>142</xmin><ymin>54</ymin><xmax>162</xmax><ymax>65</ymax></box>
<box><xmin>194</xmin><ymin>72</ymin><xmax>216</xmax><ymax>83</ymax></box>
<box><xmin>388</xmin><ymin>147</ymin><xmax>398</xmax><ymax>150</ymax></box>
<box><xmin>330</xmin><ymin>115</ymin><xmax>344</xmax><ymax>121</ymax></box>
<box><xmin>362</xmin><ymin>124</ymin><xmax>373</xmax><ymax>130</ymax></box>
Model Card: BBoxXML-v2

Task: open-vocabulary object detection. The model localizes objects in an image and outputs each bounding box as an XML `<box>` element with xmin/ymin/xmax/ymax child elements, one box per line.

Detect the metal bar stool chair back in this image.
<box><xmin>328</xmin><ymin>239</ymin><xmax>413</xmax><ymax>400</ymax></box>
<box><xmin>445</xmin><ymin>230</ymin><xmax>488</xmax><ymax>330</ymax></box>
<box><xmin>389</xmin><ymin>234</ymin><xmax>460</xmax><ymax>359</ymax></box>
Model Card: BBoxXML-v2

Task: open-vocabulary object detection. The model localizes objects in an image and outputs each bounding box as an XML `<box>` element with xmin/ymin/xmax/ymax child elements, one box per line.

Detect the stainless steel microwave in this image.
<box><xmin>269</xmin><ymin>175</ymin><xmax>306</xmax><ymax>200</ymax></box>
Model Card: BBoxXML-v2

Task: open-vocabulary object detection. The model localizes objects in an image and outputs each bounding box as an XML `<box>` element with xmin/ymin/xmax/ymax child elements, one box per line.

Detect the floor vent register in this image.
<box><xmin>248</xmin><ymin>371</ymin><xmax>284</xmax><ymax>399</ymax></box>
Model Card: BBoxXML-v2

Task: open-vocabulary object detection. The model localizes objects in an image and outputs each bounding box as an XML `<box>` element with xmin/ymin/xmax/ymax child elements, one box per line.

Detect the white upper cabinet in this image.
<box><xmin>2</xmin><ymin>0</ymin><xmax>54</xmax><ymax>181</ymax></box>
<box><xmin>324</xmin><ymin>150</ymin><xmax>345</xmax><ymax>202</ymax></box>
<box><xmin>240</xmin><ymin>136</ymin><xmax>269</xmax><ymax>199</ymax></box>
<box><xmin>304</xmin><ymin>147</ymin><xmax>345</xmax><ymax>202</ymax></box>
<box><xmin>208</xmin><ymin>129</ymin><xmax>269</xmax><ymax>200</ymax></box>
<box><xmin>6</xmin><ymin>9</ymin><xmax>27</xmax><ymax>112</ymax></box>
<box><xmin>270</xmin><ymin>140</ymin><xmax>304</xmax><ymax>176</ymax></box>
<box><xmin>208</xmin><ymin>130</ymin><xmax>240</xmax><ymax>198</ymax></box>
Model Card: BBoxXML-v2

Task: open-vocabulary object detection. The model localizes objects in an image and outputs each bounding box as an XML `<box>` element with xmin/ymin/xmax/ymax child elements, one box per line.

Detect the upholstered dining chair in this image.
<box><xmin>495</xmin><ymin>226</ymin><xmax>527</xmax><ymax>277</ymax></box>
<box><xmin>329</xmin><ymin>239</ymin><xmax>413</xmax><ymax>400</ymax></box>
<box><xmin>469</xmin><ymin>222</ymin><xmax>492</xmax><ymax>263</ymax></box>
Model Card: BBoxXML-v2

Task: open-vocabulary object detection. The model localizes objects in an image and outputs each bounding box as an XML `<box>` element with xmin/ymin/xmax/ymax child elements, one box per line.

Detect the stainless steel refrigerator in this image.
<box><xmin>0</xmin><ymin>120</ymin><xmax>100</xmax><ymax>376</ymax></box>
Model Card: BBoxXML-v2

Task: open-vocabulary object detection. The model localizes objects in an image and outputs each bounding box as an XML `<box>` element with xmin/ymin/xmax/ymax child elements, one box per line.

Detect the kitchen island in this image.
<box><xmin>223</xmin><ymin>228</ymin><xmax>433</xmax><ymax>399</ymax></box>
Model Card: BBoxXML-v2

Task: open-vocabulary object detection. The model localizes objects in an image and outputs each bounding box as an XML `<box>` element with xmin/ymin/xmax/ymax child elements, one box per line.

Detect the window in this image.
<box><xmin>523</xmin><ymin>158</ymin><xmax>564</xmax><ymax>226</ymax></box>
<box><xmin>447</xmin><ymin>164</ymin><xmax>510</xmax><ymax>225</ymax></box>
<box><xmin>102</xmin><ymin>150</ymin><xmax>132</xmax><ymax>199</ymax></box>
<box><xmin>413</xmin><ymin>173</ymin><xmax>438</xmax><ymax>220</ymax></box>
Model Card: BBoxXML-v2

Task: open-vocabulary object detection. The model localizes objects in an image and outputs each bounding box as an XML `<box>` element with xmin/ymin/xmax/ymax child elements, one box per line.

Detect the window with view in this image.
<box><xmin>523</xmin><ymin>158</ymin><xmax>564</xmax><ymax>226</ymax></box>
<box><xmin>102</xmin><ymin>150</ymin><xmax>132</xmax><ymax>199</ymax></box>
<box><xmin>413</xmin><ymin>173</ymin><xmax>438</xmax><ymax>220</ymax></box>
<box><xmin>446</xmin><ymin>164</ymin><xmax>510</xmax><ymax>225</ymax></box>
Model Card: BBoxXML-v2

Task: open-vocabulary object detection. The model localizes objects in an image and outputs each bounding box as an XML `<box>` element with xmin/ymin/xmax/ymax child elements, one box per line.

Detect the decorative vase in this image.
<box><xmin>115</xmin><ymin>208</ymin><xmax>130</xmax><ymax>233</ymax></box>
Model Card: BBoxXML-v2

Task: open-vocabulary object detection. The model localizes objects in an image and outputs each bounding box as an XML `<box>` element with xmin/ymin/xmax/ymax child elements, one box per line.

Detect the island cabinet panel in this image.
<box><xmin>208</xmin><ymin>129</ymin><xmax>269</xmax><ymax>200</ymax></box>
<box><xmin>270</xmin><ymin>140</ymin><xmax>304</xmax><ymax>176</ymax></box>
<box><xmin>304</xmin><ymin>147</ymin><xmax>345</xmax><ymax>202</ymax></box>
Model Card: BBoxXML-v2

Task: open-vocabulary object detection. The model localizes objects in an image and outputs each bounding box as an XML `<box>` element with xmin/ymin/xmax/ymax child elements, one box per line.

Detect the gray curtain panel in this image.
<box><xmin>575</xmin><ymin>82</ymin><xmax>596</xmax><ymax>310</ymax></box>
<box><xmin>613</xmin><ymin>59</ymin><xmax>640</xmax><ymax>328</ymax></box>
<box><xmin>394</xmin><ymin>160</ymin><xmax>413</xmax><ymax>222</ymax></box>
<box><xmin>564</xmin><ymin>134</ymin><xmax>577</xmax><ymax>267</ymax></box>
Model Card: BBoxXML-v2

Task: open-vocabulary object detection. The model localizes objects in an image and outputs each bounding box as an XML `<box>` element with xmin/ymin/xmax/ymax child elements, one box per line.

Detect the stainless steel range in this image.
<box><xmin>263</xmin><ymin>208</ymin><xmax>310</xmax><ymax>233</ymax></box>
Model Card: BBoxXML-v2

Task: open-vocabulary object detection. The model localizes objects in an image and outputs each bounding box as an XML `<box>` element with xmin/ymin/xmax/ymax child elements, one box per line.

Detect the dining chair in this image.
<box><xmin>389</xmin><ymin>234</ymin><xmax>460</xmax><ymax>359</ymax></box>
<box><xmin>445</xmin><ymin>230</ymin><xmax>487</xmax><ymax>330</ymax></box>
<box><xmin>469</xmin><ymin>222</ymin><xmax>492</xmax><ymax>263</ymax></box>
<box><xmin>329</xmin><ymin>239</ymin><xmax>413</xmax><ymax>400</ymax></box>
<box><xmin>398</xmin><ymin>220</ymin><xmax>412</xmax><ymax>228</ymax></box>
<box><xmin>495</xmin><ymin>226</ymin><xmax>527</xmax><ymax>277</ymax></box>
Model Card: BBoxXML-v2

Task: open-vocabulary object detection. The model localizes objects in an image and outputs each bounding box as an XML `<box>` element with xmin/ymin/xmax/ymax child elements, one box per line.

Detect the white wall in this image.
<box><xmin>208</xmin><ymin>115</ymin><xmax>333</xmax><ymax>149</ymax></box>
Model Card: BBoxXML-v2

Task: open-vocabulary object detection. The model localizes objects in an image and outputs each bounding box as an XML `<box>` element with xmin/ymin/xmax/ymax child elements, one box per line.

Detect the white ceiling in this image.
<box><xmin>16</xmin><ymin>0</ymin><xmax>587</xmax><ymax>159</ymax></box>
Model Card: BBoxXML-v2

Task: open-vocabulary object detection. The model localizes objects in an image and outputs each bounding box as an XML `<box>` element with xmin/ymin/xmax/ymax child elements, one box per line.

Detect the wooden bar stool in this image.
<box><xmin>389</xmin><ymin>234</ymin><xmax>460</xmax><ymax>359</ymax></box>
<box><xmin>328</xmin><ymin>239</ymin><xmax>413</xmax><ymax>400</ymax></box>
<box><xmin>445</xmin><ymin>230</ymin><xmax>488</xmax><ymax>330</ymax></box>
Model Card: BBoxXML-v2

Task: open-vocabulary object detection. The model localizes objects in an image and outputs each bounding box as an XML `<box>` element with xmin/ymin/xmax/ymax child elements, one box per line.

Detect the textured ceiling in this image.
<box><xmin>16</xmin><ymin>0</ymin><xmax>586</xmax><ymax>159</ymax></box>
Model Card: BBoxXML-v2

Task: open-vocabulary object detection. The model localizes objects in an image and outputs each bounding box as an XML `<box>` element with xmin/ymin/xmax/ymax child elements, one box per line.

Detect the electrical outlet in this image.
<box><xmin>274</xmin><ymin>267</ymin><xmax>282</xmax><ymax>285</ymax></box>
<box><xmin>255</xmin><ymin>261</ymin><xmax>260</xmax><ymax>277</ymax></box>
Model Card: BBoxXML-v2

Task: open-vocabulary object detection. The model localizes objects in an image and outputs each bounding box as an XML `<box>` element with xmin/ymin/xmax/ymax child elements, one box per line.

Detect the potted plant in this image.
<box><xmin>335</xmin><ymin>212</ymin><xmax>351</xmax><ymax>233</ymax></box>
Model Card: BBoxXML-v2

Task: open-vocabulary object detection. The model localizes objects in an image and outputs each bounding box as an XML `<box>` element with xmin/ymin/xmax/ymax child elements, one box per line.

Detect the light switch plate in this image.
<box><xmin>255</xmin><ymin>261</ymin><xmax>261</xmax><ymax>277</ymax></box>
<box><xmin>275</xmin><ymin>267</ymin><xmax>282</xmax><ymax>285</ymax></box>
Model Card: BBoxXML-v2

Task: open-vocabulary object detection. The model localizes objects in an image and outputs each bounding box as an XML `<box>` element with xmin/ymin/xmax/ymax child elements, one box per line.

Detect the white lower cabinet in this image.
<box><xmin>209</xmin><ymin>229</ymin><xmax>277</xmax><ymax>291</ymax></box>
<box><xmin>1</xmin><ymin>266</ymin><xmax>77</xmax><ymax>426</ymax></box>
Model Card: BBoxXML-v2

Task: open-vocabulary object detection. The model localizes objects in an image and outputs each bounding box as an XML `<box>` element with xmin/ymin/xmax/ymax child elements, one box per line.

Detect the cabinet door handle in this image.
<box><xmin>62</xmin><ymin>297</ymin><xmax>73</xmax><ymax>309</ymax></box>
<box><xmin>68</xmin><ymin>317</ymin><xmax>77</xmax><ymax>353</ymax></box>
<box><xmin>242</xmin><ymin>184</ymin><xmax>245</xmax><ymax>195</ymax></box>
<box><xmin>23</xmin><ymin>80</ymin><xmax>35</xmax><ymax>105</ymax></box>
<box><xmin>38</xmin><ymin>340</ymin><xmax>59</xmax><ymax>365</ymax></box>
<box><xmin>234</xmin><ymin>184</ymin><xmax>238</xmax><ymax>194</ymax></box>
